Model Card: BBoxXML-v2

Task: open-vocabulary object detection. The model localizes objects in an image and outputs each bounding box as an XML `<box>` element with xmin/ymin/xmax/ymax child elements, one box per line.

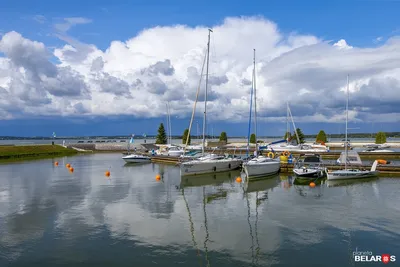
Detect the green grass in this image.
<box><xmin>0</xmin><ymin>145</ymin><xmax>78</xmax><ymax>163</ymax></box>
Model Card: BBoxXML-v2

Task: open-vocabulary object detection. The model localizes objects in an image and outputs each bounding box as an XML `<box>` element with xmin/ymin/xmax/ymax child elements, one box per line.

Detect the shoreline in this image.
<box><xmin>1</xmin><ymin>143</ymin><xmax>400</xmax><ymax>163</ymax></box>
<box><xmin>0</xmin><ymin>145</ymin><xmax>79</xmax><ymax>163</ymax></box>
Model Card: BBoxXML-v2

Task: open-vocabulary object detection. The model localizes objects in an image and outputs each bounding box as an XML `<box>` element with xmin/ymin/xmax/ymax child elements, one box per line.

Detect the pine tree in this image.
<box><xmin>375</xmin><ymin>131</ymin><xmax>387</xmax><ymax>144</ymax></box>
<box><xmin>219</xmin><ymin>131</ymin><xmax>228</xmax><ymax>142</ymax></box>
<box><xmin>316</xmin><ymin>130</ymin><xmax>327</xmax><ymax>143</ymax></box>
<box><xmin>182</xmin><ymin>129</ymin><xmax>191</xmax><ymax>145</ymax></box>
<box><xmin>155</xmin><ymin>123</ymin><xmax>167</xmax><ymax>144</ymax></box>
<box><xmin>293</xmin><ymin>128</ymin><xmax>305</xmax><ymax>144</ymax></box>
<box><xmin>284</xmin><ymin>131</ymin><xmax>292</xmax><ymax>141</ymax></box>
<box><xmin>250</xmin><ymin>133</ymin><xmax>256</xmax><ymax>144</ymax></box>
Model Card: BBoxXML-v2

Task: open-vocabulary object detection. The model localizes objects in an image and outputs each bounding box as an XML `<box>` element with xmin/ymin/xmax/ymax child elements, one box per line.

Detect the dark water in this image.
<box><xmin>0</xmin><ymin>154</ymin><xmax>399</xmax><ymax>267</ymax></box>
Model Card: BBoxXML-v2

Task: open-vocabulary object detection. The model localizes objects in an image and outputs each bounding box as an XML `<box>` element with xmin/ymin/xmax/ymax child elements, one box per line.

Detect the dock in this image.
<box><xmin>139</xmin><ymin>154</ymin><xmax>400</xmax><ymax>175</ymax></box>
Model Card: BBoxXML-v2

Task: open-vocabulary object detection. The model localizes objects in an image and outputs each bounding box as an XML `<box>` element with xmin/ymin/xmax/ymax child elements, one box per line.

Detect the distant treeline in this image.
<box><xmin>1</xmin><ymin>132</ymin><xmax>400</xmax><ymax>140</ymax></box>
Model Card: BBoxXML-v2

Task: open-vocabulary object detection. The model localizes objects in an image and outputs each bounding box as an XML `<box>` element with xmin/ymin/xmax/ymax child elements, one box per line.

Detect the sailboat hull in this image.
<box><xmin>327</xmin><ymin>170</ymin><xmax>379</xmax><ymax>180</ymax></box>
<box><xmin>243</xmin><ymin>160</ymin><xmax>280</xmax><ymax>179</ymax></box>
<box><xmin>180</xmin><ymin>158</ymin><xmax>242</xmax><ymax>176</ymax></box>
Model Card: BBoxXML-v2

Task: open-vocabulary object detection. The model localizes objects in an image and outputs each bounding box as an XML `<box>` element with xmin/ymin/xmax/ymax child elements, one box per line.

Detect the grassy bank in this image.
<box><xmin>0</xmin><ymin>145</ymin><xmax>78</xmax><ymax>163</ymax></box>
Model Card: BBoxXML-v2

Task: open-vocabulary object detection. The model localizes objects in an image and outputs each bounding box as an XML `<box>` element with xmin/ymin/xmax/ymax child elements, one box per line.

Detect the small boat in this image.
<box><xmin>326</xmin><ymin>75</ymin><xmax>379</xmax><ymax>181</ymax></box>
<box><xmin>181</xmin><ymin>153</ymin><xmax>242</xmax><ymax>176</ymax></box>
<box><xmin>243</xmin><ymin>156</ymin><xmax>281</xmax><ymax>179</ymax></box>
<box><xmin>158</xmin><ymin>145</ymin><xmax>185</xmax><ymax>157</ymax></box>
<box><xmin>326</xmin><ymin>161</ymin><xmax>379</xmax><ymax>180</ymax></box>
<box><xmin>293</xmin><ymin>154</ymin><xmax>326</xmax><ymax>178</ymax></box>
<box><xmin>242</xmin><ymin>49</ymin><xmax>281</xmax><ymax>179</ymax></box>
<box><xmin>362</xmin><ymin>144</ymin><xmax>394</xmax><ymax>153</ymax></box>
<box><xmin>122</xmin><ymin>154</ymin><xmax>151</xmax><ymax>163</ymax></box>
<box><xmin>179</xmin><ymin>29</ymin><xmax>242</xmax><ymax>176</ymax></box>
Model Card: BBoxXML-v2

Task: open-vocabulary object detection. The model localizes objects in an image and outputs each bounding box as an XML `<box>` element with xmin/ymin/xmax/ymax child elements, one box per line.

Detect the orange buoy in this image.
<box><xmin>155</xmin><ymin>174</ymin><xmax>161</xmax><ymax>181</ymax></box>
<box><xmin>236</xmin><ymin>177</ymin><xmax>242</xmax><ymax>183</ymax></box>
<box><xmin>54</xmin><ymin>161</ymin><xmax>59</xmax><ymax>166</ymax></box>
<box><xmin>105</xmin><ymin>171</ymin><xmax>110</xmax><ymax>177</ymax></box>
<box><xmin>309</xmin><ymin>182</ymin><xmax>316</xmax><ymax>187</ymax></box>
<box><xmin>66</xmin><ymin>163</ymin><xmax>71</xmax><ymax>168</ymax></box>
<box><xmin>69</xmin><ymin>167</ymin><xmax>74</xmax><ymax>172</ymax></box>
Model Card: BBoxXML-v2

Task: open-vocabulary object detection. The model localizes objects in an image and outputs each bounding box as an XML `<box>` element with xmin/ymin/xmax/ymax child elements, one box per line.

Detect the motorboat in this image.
<box><xmin>122</xmin><ymin>154</ymin><xmax>151</xmax><ymax>163</ymax></box>
<box><xmin>362</xmin><ymin>144</ymin><xmax>394</xmax><ymax>153</ymax></box>
<box><xmin>293</xmin><ymin>154</ymin><xmax>326</xmax><ymax>178</ymax></box>
<box><xmin>158</xmin><ymin>145</ymin><xmax>185</xmax><ymax>157</ymax></box>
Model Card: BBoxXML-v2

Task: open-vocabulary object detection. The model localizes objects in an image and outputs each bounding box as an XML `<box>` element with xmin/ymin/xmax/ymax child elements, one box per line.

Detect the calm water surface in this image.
<box><xmin>0</xmin><ymin>153</ymin><xmax>399</xmax><ymax>267</ymax></box>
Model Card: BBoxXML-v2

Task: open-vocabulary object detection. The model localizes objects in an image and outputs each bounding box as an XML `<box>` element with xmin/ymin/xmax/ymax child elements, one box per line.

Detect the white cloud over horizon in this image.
<box><xmin>0</xmin><ymin>16</ymin><xmax>400</xmax><ymax>124</ymax></box>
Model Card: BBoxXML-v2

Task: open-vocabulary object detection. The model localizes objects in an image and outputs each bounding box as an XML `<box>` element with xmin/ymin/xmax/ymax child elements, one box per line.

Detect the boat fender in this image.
<box><xmin>213</xmin><ymin>166</ymin><xmax>216</xmax><ymax>172</ymax></box>
<box><xmin>228</xmin><ymin>163</ymin><xmax>231</xmax><ymax>169</ymax></box>
<box><xmin>377</xmin><ymin>159</ymin><xmax>389</xmax><ymax>165</ymax></box>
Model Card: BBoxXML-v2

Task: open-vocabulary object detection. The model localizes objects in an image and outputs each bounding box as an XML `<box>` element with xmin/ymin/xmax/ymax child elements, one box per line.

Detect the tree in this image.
<box><xmin>293</xmin><ymin>128</ymin><xmax>305</xmax><ymax>144</ymax></box>
<box><xmin>250</xmin><ymin>133</ymin><xmax>256</xmax><ymax>144</ymax></box>
<box><xmin>182</xmin><ymin>128</ymin><xmax>191</xmax><ymax>145</ymax></box>
<box><xmin>155</xmin><ymin>123</ymin><xmax>167</xmax><ymax>144</ymax></box>
<box><xmin>284</xmin><ymin>131</ymin><xmax>292</xmax><ymax>141</ymax></box>
<box><xmin>316</xmin><ymin>130</ymin><xmax>327</xmax><ymax>143</ymax></box>
<box><xmin>375</xmin><ymin>131</ymin><xmax>387</xmax><ymax>144</ymax></box>
<box><xmin>219</xmin><ymin>131</ymin><xmax>228</xmax><ymax>142</ymax></box>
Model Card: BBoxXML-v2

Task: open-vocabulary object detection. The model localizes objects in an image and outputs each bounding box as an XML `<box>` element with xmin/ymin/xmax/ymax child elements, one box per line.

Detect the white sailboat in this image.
<box><xmin>157</xmin><ymin>102</ymin><xmax>184</xmax><ymax>157</ymax></box>
<box><xmin>263</xmin><ymin>103</ymin><xmax>329</xmax><ymax>153</ymax></box>
<box><xmin>180</xmin><ymin>29</ymin><xmax>242</xmax><ymax>176</ymax></box>
<box><xmin>326</xmin><ymin>75</ymin><xmax>379</xmax><ymax>180</ymax></box>
<box><xmin>242</xmin><ymin>49</ymin><xmax>280</xmax><ymax>179</ymax></box>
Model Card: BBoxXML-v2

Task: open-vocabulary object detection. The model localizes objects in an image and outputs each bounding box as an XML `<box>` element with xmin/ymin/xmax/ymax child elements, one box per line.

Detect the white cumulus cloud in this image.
<box><xmin>0</xmin><ymin>16</ymin><xmax>399</xmax><ymax>124</ymax></box>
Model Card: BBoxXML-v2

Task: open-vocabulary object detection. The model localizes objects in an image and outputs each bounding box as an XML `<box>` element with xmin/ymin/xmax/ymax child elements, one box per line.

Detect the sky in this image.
<box><xmin>0</xmin><ymin>0</ymin><xmax>400</xmax><ymax>137</ymax></box>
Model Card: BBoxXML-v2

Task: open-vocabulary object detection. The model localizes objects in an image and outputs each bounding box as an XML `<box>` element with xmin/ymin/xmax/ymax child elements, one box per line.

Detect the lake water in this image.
<box><xmin>0</xmin><ymin>153</ymin><xmax>399</xmax><ymax>266</ymax></box>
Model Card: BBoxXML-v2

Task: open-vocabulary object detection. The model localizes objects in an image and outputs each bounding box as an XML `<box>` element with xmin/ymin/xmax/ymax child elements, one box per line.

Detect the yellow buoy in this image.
<box><xmin>105</xmin><ymin>171</ymin><xmax>110</xmax><ymax>177</ymax></box>
<box><xmin>66</xmin><ymin>163</ymin><xmax>71</xmax><ymax>168</ymax></box>
<box><xmin>309</xmin><ymin>182</ymin><xmax>316</xmax><ymax>187</ymax></box>
<box><xmin>236</xmin><ymin>177</ymin><xmax>242</xmax><ymax>183</ymax></box>
<box><xmin>54</xmin><ymin>161</ymin><xmax>59</xmax><ymax>166</ymax></box>
<box><xmin>156</xmin><ymin>174</ymin><xmax>161</xmax><ymax>181</ymax></box>
<box><xmin>69</xmin><ymin>167</ymin><xmax>74</xmax><ymax>173</ymax></box>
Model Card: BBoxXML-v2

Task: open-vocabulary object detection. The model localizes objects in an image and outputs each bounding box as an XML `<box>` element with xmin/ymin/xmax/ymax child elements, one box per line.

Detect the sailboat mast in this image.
<box><xmin>202</xmin><ymin>29</ymin><xmax>212</xmax><ymax>155</ymax></box>
<box><xmin>286</xmin><ymin>102</ymin><xmax>289</xmax><ymax>143</ymax></box>
<box><xmin>253</xmin><ymin>49</ymin><xmax>258</xmax><ymax>154</ymax></box>
<box><xmin>169</xmin><ymin>104</ymin><xmax>172</xmax><ymax>144</ymax></box>
<box><xmin>165</xmin><ymin>103</ymin><xmax>170</xmax><ymax>144</ymax></box>
<box><xmin>345</xmin><ymin>74</ymin><xmax>349</xmax><ymax>170</ymax></box>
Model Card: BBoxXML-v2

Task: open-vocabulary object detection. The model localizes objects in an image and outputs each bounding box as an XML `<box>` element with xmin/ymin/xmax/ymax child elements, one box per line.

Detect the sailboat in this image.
<box><xmin>180</xmin><ymin>29</ymin><xmax>242</xmax><ymax>176</ymax></box>
<box><xmin>242</xmin><ymin>49</ymin><xmax>280</xmax><ymax>179</ymax></box>
<box><xmin>157</xmin><ymin>102</ymin><xmax>184</xmax><ymax>157</ymax></box>
<box><xmin>262</xmin><ymin>103</ymin><xmax>329</xmax><ymax>153</ymax></box>
<box><xmin>326</xmin><ymin>75</ymin><xmax>379</xmax><ymax>180</ymax></box>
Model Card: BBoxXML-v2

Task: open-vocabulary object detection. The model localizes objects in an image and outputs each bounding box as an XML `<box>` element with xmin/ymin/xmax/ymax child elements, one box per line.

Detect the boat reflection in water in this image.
<box><xmin>293</xmin><ymin>176</ymin><xmax>325</xmax><ymax>186</ymax></box>
<box><xmin>243</xmin><ymin>174</ymin><xmax>281</xmax><ymax>265</ymax></box>
<box><xmin>180</xmin><ymin>170</ymin><xmax>241</xmax><ymax>267</ymax></box>
<box><xmin>326</xmin><ymin>177</ymin><xmax>379</xmax><ymax>187</ymax></box>
<box><xmin>179</xmin><ymin>170</ymin><xmax>240</xmax><ymax>188</ymax></box>
<box><xmin>289</xmin><ymin>175</ymin><xmax>326</xmax><ymax>199</ymax></box>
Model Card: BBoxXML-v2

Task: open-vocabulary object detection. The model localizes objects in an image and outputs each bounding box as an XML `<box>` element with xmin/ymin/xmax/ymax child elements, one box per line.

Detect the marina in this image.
<box><xmin>0</xmin><ymin>152</ymin><xmax>399</xmax><ymax>266</ymax></box>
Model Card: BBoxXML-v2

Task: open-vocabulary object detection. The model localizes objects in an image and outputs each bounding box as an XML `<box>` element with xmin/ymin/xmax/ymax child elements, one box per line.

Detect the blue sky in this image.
<box><xmin>2</xmin><ymin>0</ymin><xmax>398</xmax><ymax>49</ymax></box>
<box><xmin>0</xmin><ymin>0</ymin><xmax>399</xmax><ymax>137</ymax></box>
